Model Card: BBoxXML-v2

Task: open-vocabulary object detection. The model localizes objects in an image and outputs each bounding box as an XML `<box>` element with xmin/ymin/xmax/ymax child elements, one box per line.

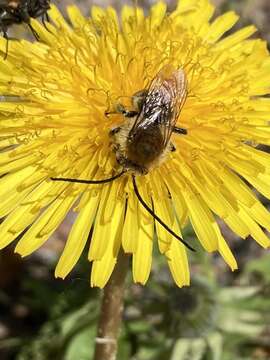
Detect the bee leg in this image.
<box><xmin>105</xmin><ymin>104</ymin><xmax>138</xmax><ymax>118</ymax></box>
<box><xmin>109</xmin><ymin>127</ymin><xmax>120</xmax><ymax>136</ymax></box>
<box><xmin>115</xmin><ymin>103</ymin><xmax>138</xmax><ymax>118</ymax></box>
<box><xmin>124</xmin><ymin>110</ymin><xmax>138</xmax><ymax>117</ymax></box>
<box><xmin>132</xmin><ymin>90</ymin><xmax>148</xmax><ymax>112</ymax></box>
<box><xmin>41</xmin><ymin>13</ymin><xmax>52</xmax><ymax>33</ymax></box>
<box><xmin>169</xmin><ymin>142</ymin><xmax>176</xmax><ymax>152</ymax></box>
<box><xmin>28</xmin><ymin>23</ymin><xmax>40</xmax><ymax>40</ymax></box>
<box><xmin>46</xmin><ymin>12</ymin><xmax>50</xmax><ymax>23</ymax></box>
<box><xmin>121</xmin><ymin>158</ymin><xmax>148</xmax><ymax>175</ymax></box>
<box><xmin>112</xmin><ymin>144</ymin><xmax>120</xmax><ymax>153</ymax></box>
<box><xmin>3</xmin><ymin>31</ymin><xmax>9</xmax><ymax>60</ymax></box>
<box><xmin>173</xmin><ymin>127</ymin><xmax>187</xmax><ymax>135</ymax></box>
<box><xmin>115</xmin><ymin>153</ymin><xmax>127</xmax><ymax>166</ymax></box>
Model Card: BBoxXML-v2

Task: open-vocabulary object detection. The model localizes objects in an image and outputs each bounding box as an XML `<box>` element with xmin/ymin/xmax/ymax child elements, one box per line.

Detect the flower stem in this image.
<box><xmin>93</xmin><ymin>249</ymin><xmax>129</xmax><ymax>360</ymax></box>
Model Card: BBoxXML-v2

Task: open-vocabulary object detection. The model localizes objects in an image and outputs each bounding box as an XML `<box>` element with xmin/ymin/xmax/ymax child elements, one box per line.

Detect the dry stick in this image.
<box><xmin>93</xmin><ymin>249</ymin><xmax>129</xmax><ymax>360</ymax></box>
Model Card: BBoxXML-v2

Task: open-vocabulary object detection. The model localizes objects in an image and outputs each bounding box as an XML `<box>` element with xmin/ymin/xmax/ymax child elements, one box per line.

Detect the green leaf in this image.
<box><xmin>207</xmin><ymin>332</ymin><xmax>223</xmax><ymax>360</ymax></box>
<box><xmin>218</xmin><ymin>287</ymin><xmax>260</xmax><ymax>303</ymax></box>
<box><xmin>64</xmin><ymin>325</ymin><xmax>96</xmax><ymax>360</ymax></box>
<box><xmin>171</xmin><ymin>338</ymin><xmax>206</xmax><ymax>360</ymax></box>
<box><xmin>245</xmin><ymin>254</ymin><xmax>270</xmax><ymax>282</ymax></box>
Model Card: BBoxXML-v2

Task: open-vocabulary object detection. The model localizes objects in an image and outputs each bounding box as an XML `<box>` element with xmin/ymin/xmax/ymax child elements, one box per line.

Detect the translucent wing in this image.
<box><xmin>130</xmin><ymin>65</ymin><xmax>187</xmax><ymax>147</ymax></box>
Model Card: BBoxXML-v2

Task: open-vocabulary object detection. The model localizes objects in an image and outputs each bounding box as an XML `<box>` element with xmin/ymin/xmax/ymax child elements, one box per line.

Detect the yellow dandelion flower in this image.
<box><xmin>0</xmin><ymin>0</ymin><xmax>270</xmax><ymax>288</ymax></box>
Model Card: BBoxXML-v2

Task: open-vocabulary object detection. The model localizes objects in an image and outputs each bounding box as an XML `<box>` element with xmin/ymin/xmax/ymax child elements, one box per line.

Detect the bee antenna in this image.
<box><xmin>132</xmin><ymin>175</ymin><xmax>195</xmax><ymax>252</ymax></box>
<box><xmin>51</xmin><ymin>170</ymin><xmax>126</xmax><ymax>184</ymax></box>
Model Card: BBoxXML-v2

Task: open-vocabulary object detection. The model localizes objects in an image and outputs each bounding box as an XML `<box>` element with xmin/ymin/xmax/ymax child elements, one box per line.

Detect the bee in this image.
<box><xmin>52</xmin><ymin>66</ymin><xmax>194</xmax><ymax>251</ymax></box>
<box><xmin>0</xmin><ymin>0</ymin><xmax>51</xmax><ymax>58</ymax></box>
<box><xmin>109</xmin><ymin>65</ymin><xmax>188</xmax><ymax>175</ymax></box>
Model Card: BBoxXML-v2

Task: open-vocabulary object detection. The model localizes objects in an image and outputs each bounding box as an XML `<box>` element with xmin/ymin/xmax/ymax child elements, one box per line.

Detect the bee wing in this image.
<box><xmin>130</xmin><ymin>66</ymin><xmax>187</xmax><ymax>146</ymax></box>
<box><xmin>160</xmin><ymin>68</ymin><xmax>187</xmax><ymax>147</ymax></box>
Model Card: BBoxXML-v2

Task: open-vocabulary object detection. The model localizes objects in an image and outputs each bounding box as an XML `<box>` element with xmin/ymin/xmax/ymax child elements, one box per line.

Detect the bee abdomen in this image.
<box><xmin>127</xmin><ymin>128</ymin><xmax>163</xmax><ymax>166</ymax></box>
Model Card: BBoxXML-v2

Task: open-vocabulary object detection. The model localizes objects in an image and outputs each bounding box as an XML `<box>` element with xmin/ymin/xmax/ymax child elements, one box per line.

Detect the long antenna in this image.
<box><xmin>51</xmin><ymin>170</ymin><xmax>126</xmax><ymax>184</ymax></box>
<box><xmin>132</xmin><ymin>175</ymin><xmax>195</xmax><ymax>251</ymax></box>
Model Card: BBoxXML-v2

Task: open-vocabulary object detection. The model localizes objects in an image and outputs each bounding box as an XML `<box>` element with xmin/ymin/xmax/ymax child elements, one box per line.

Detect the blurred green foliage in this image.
<box><xmin>1</xmin><ymin>241</ymin><xmax>269</xmax><ymax>360</ymax></box>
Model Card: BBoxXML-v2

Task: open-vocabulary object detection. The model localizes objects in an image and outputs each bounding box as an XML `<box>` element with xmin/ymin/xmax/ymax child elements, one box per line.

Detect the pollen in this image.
<box><xmin>0</xmin><ymin>0</ymin><xmax>270</xmax><ymax>288</ymax></box>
